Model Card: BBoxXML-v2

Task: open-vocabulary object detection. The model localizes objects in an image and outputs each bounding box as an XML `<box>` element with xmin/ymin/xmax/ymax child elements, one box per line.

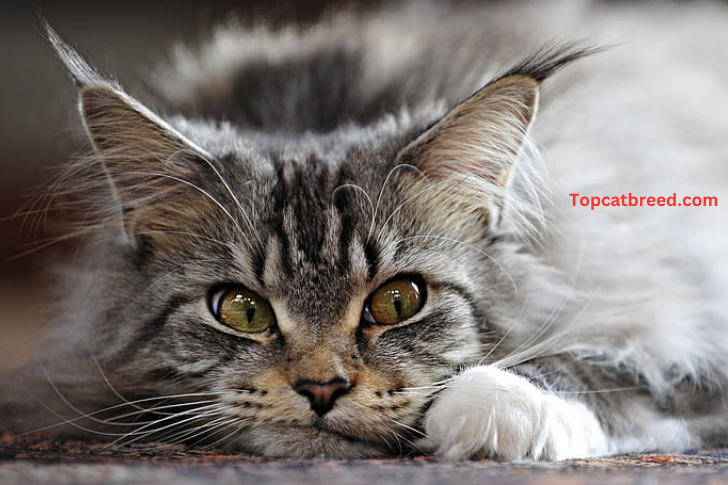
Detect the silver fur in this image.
<box><xmin>3</xmin><ymin>0</ymin><xmax>728</xmax><ymax>460</ymax></box>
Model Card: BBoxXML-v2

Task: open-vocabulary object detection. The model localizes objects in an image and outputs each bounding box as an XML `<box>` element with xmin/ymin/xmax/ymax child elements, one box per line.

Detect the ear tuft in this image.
<box><xmin>41</xmin><ymin>17</ymin><xmax>114</xmax><ymax>89</ymax></box>
<box><xmin>496</xmin><ymin>43</ymin><xmax>602</xmax><ymax>83</ymax></box>
<box><xmin>400</xmin><ymin>43</ymin><xmax>599</xmax><ymax>192</ymax></box>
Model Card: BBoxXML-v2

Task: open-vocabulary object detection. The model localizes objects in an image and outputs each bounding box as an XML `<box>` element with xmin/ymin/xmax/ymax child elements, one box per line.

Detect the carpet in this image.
<box><xmin>2</xmin><ymin>433</ymin><xmax>728</xmax><ymax>485</ymax></box>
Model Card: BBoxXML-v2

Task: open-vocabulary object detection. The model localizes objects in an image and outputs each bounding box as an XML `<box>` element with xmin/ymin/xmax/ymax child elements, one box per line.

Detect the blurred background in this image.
<box><xmin>0</xmin><ymin>0</ymin><xmax>364</xmax><ymax>370</ymax></box>
<box><xmin>2</xmin><ymin>0</ymin><xmax>724</xmax><ymax>373</ymax></box>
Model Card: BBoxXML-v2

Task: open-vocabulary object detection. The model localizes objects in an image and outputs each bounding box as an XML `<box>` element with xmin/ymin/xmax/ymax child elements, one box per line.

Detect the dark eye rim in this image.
<box><xmin>362</xmin><ymin>274</ymin><xmax>428</xmax><ymax>326</ymax></box>
<box><xmin>207</xmin><ymin>284</ymin><xmax>277</xmax><ymax>331</ymax></box>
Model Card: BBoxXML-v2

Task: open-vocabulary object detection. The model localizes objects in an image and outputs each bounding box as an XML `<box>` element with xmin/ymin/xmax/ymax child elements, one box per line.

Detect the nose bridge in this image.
<box><xmin>276</xmin><ymin>297</ymin><xmax>362</xmax><ymax>384</ymax></box>
<box><xmin>290</xmin><ymin>332</ymin><xmax>352</xmax><ymax>382</ymax></box>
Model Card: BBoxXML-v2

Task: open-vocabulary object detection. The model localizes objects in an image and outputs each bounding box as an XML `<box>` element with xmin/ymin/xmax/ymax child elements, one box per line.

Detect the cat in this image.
<box><xmin>3</xmin><ymin>0</ymin><xmax>728</xmax><ymax>460</ymax></box>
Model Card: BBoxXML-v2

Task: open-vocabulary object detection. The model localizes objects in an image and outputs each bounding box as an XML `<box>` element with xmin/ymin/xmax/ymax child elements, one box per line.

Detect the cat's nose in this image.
<box><xmin>293</xmin><ymin>378</ymin><xmax>352</xmax><ymax>417</ymax></box>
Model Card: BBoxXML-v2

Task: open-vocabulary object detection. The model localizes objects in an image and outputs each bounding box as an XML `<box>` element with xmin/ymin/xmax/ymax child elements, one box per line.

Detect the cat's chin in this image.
<box><xmin>227</xmin><ymin>425</ymin><xmax>392</xmax><ymax>459</ymax></box>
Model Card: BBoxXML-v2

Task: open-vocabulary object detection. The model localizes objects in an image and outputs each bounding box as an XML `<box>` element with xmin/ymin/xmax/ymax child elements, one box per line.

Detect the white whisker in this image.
<box><xmin>119</xmin><ymin>171</ymin><xmax>252</xmax><ymax>250</ymax></box>
<box><xmin>395</xmin><ymin>234</ymin><xmax>518</xmax><ymax>291</ymax></box>
<box><xmin>188</xmin><ymin>149</ymin><xmax>264</xmax><ymax>254</ymax></box>
<box><xmin>370</xmin><ymin>163</ymin><xmax>428</xmax><ymax>243</ymax></box>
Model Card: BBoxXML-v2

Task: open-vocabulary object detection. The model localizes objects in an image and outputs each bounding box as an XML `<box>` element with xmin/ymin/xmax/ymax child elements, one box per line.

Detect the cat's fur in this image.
<box><xmin>3</xmin><ymin>0</ymin><xmax>728</xmax><ymax>460</ymax></box>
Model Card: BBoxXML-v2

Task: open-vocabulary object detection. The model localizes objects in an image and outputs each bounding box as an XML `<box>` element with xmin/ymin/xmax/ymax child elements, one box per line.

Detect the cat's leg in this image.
<box><xmin>419</xmin><ymin>365</ymin><xmax>610</xmax><ymax>460</ymax></box>
<box><xmin>419</xmin><ymin>361</ymin><xmax>704</xmax><ymax>460</ymax></box>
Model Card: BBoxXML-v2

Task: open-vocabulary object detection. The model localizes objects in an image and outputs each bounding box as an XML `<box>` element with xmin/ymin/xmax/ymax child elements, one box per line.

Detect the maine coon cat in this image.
<box><xmin>3</xmin><ymin>0</ymin><xmax>728</xmax><ymax>460</ymax></box>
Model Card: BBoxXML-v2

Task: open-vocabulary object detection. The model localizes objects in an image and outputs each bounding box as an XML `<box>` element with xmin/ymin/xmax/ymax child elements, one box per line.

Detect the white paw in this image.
<box><xmin>420</xmin><ymin>366</ymin><xmax>609</xmax><ymax>461</ymax></box>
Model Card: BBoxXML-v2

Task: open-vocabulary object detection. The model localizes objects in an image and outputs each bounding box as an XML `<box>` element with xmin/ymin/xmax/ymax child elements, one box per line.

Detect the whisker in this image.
<box><xmin>201</xmin><ymin>417</ymin><xmax>252</xmax><ymax>450</ymax></box>
<box><xmin>89</xmin><ymin>354</ymin><xmax>144</xmax><ymax>414</ymax></box>
<box><xmin>494</xmin><ymin>282</ymin><xmax>604</xmax><ymax>369</ymax></box>
<box><xmin>376</xmin><ymin>175</ymin><xmax>466</xmax><ymax>243</ymax></box>
<box><xmin>118</xmin><ymin>171</ymin><xmax>252</xmax><ymax>250</ymax></box>
<box><xmin>90</xmin><ymin>230</ymin><xmax>230</xmax><ymax>248</ymax></box>
<box><xmin>499</xmin><ymin>239</ymin><xmax>587</xmax><ymax>362</ymax></box>
<box><xmin>394</xmin><ymin>234</ymin><xmax>518</xmax><ymax>292</ymax></box>
<box><xmin>189</xmin><ymin>150</ymin><xmax>264</xmax><ymax>255</ymax></box>
<box><xmin>27</xmin><ymin>395</ymin><xmax>184</xmax><ymax>438</ymax></box>
<box><xmin>478</xmin><ymin>294</ymin><xmax>532</xmax><ymax>365</ymax></box>
<box><xmin>104</xmin><ymin>400</ymin><xmax>220</xmax><ymax>423</ymax></box>
<box><xmin>109</xmin><ymin>405</ymin><xmax>228</xmax><ymax>447</ymax></box>
<box><xmin>552</xmin><ymin>386</ymin><xmax>644</xmax><ymax>395</ymax></box>
<box><xmin>332</xmin><ymin>183</ymin><xmax>374</xmax><ymax>235</ymax></box>
<box><xmin>370</xmin><ymin>163</ymin><xmax>428</xmax><ymax>243</ymax></box>
<box><xmin>152</xmin><ymin>414</ymin><xmax>236</xmax><ymax>445</ymax></box>
<box><xmin>20</xmin><ymin>390</ymin><xmax>230</xmax><ymax>436</ymax></box>
<box><xmin>185</xmin><ymin>417</ymin><xmax>246</xmax><ymax>448</ymax></box>
<box><xmin>390</xmin><ymin>418</ymin><xmax>428</xmax><ymax>440</ymax></box>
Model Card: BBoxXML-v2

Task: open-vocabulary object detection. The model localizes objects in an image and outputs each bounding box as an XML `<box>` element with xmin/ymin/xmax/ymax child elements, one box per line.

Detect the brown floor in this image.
<box><xmin>1</xmin><ymin>435</ymin><xmax>728</xmax><ymax>485</ymax></box>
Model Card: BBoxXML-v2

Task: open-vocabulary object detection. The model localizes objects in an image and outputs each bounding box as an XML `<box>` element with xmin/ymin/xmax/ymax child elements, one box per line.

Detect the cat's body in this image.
<box><xmin>4</xmin><ymin>0</ymin><xmax>728</xmax><ymax>460</ymax></box>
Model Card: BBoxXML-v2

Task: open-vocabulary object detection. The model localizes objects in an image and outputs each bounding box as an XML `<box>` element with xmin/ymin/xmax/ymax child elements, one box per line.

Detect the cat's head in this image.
<box><xmin>41</xmin><ymin>25</ymin><xmax>581</xmax><ymax>458</ymax></box>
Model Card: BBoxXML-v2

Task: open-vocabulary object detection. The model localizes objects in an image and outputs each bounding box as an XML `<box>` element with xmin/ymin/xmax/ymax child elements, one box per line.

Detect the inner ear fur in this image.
<box><xmin>79</xmin><ymin>84</ymin><xmax>214</xmax><ymax>239</ymax></box>
<box><xmin>402</xmin><ymin>75</ymin><xmax>539</xmax><ymax>189</ymax></box>
<box><xmin>392</xmin><ymin>75</ymin><xmax>540</xmax><ymax>234</ymax></box>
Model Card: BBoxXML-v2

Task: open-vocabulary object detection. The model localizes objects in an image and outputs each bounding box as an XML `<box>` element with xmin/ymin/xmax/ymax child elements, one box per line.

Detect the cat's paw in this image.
<box><xmin>419</xmin><ymin>366</ymin><xmax>608</xmax><ymax>461</ymax></box>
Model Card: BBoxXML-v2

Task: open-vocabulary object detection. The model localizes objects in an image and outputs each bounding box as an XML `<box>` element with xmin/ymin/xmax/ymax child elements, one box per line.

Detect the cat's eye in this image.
<box><xmin>363</xmin><ymin>277</ymin><xmax>426</xmax><ymax>325</ymax></box>
<box><xmin>210</xmin><ymin>287</ymin><xmax>274</xmax><ymax>333</ymax></box>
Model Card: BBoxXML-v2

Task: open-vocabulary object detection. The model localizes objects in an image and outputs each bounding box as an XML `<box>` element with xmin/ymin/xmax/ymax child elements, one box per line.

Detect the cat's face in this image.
<box><xmin>101</xmin><ymin>127</ymin><xmax>502</xmax><ymax>457</ymax></box>
<box><xmin>48</xmin><ymin>32</ymin><xmax>542</xmax><ymax>455</ymax></box>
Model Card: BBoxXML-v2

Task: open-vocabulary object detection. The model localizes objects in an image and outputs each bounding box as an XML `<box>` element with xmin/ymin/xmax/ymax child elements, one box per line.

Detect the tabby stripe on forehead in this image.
<box><xmin>276</xmin><ymin>227</ymin><xmax>294</xmax><ymax>277</ymax></box>
<box><xmin>269</xmin><ymin>160</ymin><xmax>294</xmax><ymax>277</ymax></box>
<box><xmin>117</xmin><ymin>294</ymin><xmax>192</xmax><ymax>361</ymax></box>
<box><xmin>364</xmin><ymin>240</ymin><xmax>380</xmax><ymax>281</ymax></box>
<box><xmin>267</xmin><ymin>211</ymin><xmax>293</xmax><ymax>277</ymax></box>
<box><xmin>251</xmin><ymin>244</ymin><xmax>267</xmax><ymax>286</ymax></box>
<box><xmin>338</xmin><ymin>213</ymin><xmax>353</xmax><ymax>270</ymax></box>
<box><xmin>334</xmin><ymin>165</ymin><xmax>356</xmax><ymax>272</ymax></box>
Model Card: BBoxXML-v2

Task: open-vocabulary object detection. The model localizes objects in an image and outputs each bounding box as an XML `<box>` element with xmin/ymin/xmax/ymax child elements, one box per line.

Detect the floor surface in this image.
<box><xmin>2</xmin><ymin>435</ymin><xmax>727</xmax><ymax>485</ymax></box>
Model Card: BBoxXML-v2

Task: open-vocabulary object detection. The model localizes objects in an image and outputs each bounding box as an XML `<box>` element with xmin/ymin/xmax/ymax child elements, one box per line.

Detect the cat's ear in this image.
<box><xmin>402</xmin><ymin>75</ymin><xmax>538</xmax><ymax>189</ymax></box>
<box><xmin>398</xmin><ymin>47</ymin><xmax>596</xmax><ymax>230</ymax></box>
<box><xmin>78</xmin><ymin>84</ymin><xmax>209</xmax><ymax>200</ymax></box>
<box><xmin>398</xmin><ymin>74</ymin><xmax>539</xmax><ymax>230</ymax></box>
<box><xmin>45</xmin><ymin>21</ymin><xmax>211</xmax><ymax>237</ymax></box>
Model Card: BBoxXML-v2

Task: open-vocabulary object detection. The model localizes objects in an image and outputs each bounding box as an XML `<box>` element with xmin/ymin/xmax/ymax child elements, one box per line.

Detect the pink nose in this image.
<box><xmin>293</xmin><ymin>378</ymin><xmax>352</xmax><ymax>416</ymax></box>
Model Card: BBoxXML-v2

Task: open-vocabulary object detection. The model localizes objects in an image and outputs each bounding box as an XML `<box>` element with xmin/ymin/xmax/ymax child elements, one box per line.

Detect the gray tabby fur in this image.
<box><xmin>3</xmin><ymin>0</ymin><xmax>728</xmax><ymax>460</ymax></box>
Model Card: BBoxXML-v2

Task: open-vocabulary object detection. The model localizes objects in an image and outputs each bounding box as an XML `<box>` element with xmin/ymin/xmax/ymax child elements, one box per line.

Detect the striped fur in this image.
<box><xmin>3</xmin><ymin>0</ymin><xmax>728</xmax><ymax>460</ymax></box>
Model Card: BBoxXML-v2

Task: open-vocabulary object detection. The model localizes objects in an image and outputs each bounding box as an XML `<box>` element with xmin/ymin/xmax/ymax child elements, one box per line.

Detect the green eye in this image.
<box><xmin>211</xmin><ymin>287</ymin><xmax>274</xmax><ymax>333</ymax></box>
<box><xmin>364</xmin><ymin>277</ymin><xmax>426</xmax><ymax>325</ymax></box>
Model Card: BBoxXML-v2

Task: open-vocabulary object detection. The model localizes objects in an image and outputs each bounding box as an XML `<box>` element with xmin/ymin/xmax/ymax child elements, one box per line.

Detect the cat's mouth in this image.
<box><xmin>238</xmin><ymin>423</ymin><xmax>394</xmax><ymax>458</ymax></box>
<box><xmin>310</xmin><ymin>420</ymin><xmax>370</xmax><ymax>443</ymax></box>
<box><xmin>228</xmin><ymin>415</ymin><xmax>420</xmax><ymax>459</ymax></box>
